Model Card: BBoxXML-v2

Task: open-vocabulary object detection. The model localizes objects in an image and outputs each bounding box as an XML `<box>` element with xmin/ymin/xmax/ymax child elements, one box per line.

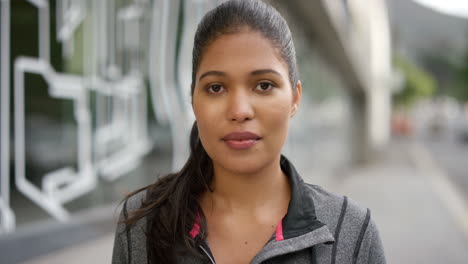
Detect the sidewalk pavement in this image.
<box><xmin>298</xmin><ymin>138</ymin><xmax>468</xmax><ymax>264</ymax></box>
<box><xmin>22</xmin><ymin>234</ymin><xmax>115</xmax><ymax>264</ymax></box>
<box><xmin>23</xmin><ymin>138</ymin><xmax>468</xmax><ymax>264</ymax></box>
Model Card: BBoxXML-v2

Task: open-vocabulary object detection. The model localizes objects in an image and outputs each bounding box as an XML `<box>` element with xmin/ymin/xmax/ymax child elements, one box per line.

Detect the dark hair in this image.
<box><xmin>122</xmin><ymin>1</ymin><xmax>299</xmax><ymax>263</ymax></box>
<box><xmin>191</xmin><ymin>0</ymin><xmax>299</xmax><ymax>92</ymax></box>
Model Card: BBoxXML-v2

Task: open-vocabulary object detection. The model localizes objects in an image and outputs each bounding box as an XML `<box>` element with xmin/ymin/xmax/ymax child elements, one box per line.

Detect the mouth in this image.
<box><xmin>222</xmin><ymin>131</ymin><xmax>261</xmax><ymax>150</ymax></box>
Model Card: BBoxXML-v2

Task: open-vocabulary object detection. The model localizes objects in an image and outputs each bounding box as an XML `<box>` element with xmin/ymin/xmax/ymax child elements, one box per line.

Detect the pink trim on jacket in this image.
<box><xmin>188</xmin><ymin>213</ymin><xmax>285</xmax><ymax>242</ymax></box>
<box><xmin>189</xmin><ymin>213</ymin><xmax>201</xmax><ymax>239</ymax></box>
<box><xmin>275</xmin><ymin>218</ymin><xmax>284</xmax><ymax>241</ymax></box>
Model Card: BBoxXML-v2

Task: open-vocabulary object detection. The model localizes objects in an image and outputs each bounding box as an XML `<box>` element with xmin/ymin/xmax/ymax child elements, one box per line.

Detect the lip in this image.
<box><xmin>222</xmin><ymin>131</ymin><xmax>261</xmax><ymax>150</ymax></box>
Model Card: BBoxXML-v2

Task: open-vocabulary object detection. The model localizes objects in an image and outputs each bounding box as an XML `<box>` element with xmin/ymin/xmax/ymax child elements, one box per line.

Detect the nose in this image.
<box><xmin>226</xmin><ymin>89</ymin><xmax>254</xmax><ymax>122</ymax></box>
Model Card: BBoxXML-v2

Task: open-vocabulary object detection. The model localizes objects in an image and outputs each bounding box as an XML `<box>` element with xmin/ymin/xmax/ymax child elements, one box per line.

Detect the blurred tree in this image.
<box><xmin>453</xmin><ymin>54</ymin><xmax>468</xmax><ymax>102</ymax></box>
<box><xmin>419</xmin><ymin>53</ymin><xmax>457</xmax><ymax>96</ymax></box>
<box><xmin>393</xmin><ymin>56</ymin><xmax>436</xmax><ymax>107</ymax></box>
<box><xmin>427</xmin><ymin>31</ymin><xmax>468</xmax><ymax>103</ymax></box>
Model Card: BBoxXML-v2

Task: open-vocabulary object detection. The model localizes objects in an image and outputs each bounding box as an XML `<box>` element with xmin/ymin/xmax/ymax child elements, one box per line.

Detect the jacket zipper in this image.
<box><xmin>199</xmin><ymin>244</ymin><xmax>216</xmax><ymax>264</ymax></box>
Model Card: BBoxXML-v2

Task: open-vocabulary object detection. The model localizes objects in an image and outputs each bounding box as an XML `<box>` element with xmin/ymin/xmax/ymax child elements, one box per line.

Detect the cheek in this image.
<box><xmin>262</xmin><ymin>98</ymin><xmax>292</xmax><ymax>140</ymax></box>
<box><xmin>193</xmin><ymin>100</ymin><xmax>221</xmax><ymax>150</ymax></box>
<box><xmin>270</xmin><ymin>106</ymin><xmax>290</xmax><ymax>132</ymax></box>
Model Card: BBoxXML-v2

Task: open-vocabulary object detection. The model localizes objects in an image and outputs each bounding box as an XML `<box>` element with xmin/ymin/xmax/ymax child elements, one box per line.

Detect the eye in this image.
<box><xmin>255</xmin><ymin>82</ymin><xmax>275</xmax><ymax>92</ymax></box>
<box><xmin>207</xmin><ymin>84</ymin><xmax>225</xmax><ymax>94</ymax></box>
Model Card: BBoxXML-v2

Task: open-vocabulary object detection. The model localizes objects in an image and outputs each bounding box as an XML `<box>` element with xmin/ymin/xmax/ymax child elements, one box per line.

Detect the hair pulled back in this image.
<box><xmin>191</xmin><ymin>0</ymin><xmax>298</xmax><ymax>91</ymax></box>
<box><xmin>122</xmin><ymin>1</ymin><xmax>299</xmax><ymax>263</ymax></box>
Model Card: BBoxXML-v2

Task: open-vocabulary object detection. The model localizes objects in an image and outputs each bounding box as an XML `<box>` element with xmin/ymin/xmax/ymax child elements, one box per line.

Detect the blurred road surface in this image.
<box><xmin>420</xmin><ymin>126</ymin><xmax>468</xmax><ymax>202</ymax></box>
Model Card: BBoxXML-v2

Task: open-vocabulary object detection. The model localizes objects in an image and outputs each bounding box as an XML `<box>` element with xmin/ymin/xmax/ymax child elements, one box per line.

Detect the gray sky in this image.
<box><xmin>413</xmin><ymin>0</ymin><xmax>468</xmax><ymax>18</ymax></box>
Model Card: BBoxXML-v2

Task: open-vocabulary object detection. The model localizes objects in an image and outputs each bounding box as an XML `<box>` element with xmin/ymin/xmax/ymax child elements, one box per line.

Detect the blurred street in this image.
<box><xmin>325</xmin><ymin>139</ymin><xmax>468</xmax><ymax>264</ymax></box>
<box><xmin>20</xmin><ymin>136</ymin><xmax>468</xmax><ymax>264</ymax></box>
<box><xmin>419</xmin><ymin>122</ymin><xmax>468</xmax><ymax>202</ymax></box>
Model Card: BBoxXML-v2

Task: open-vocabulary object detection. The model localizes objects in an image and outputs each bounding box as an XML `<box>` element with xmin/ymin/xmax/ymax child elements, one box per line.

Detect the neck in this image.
<box><xmin>201</xmin><ymin>156</ymin><xmax>290</xmax><ymax>215</ymax></box>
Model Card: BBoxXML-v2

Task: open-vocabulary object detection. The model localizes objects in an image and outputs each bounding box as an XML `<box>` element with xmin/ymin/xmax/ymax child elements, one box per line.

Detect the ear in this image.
<box><xmin>291</xmin><ymin>80</ymin><xmax>302</xmax><ymax>117</ymax></box>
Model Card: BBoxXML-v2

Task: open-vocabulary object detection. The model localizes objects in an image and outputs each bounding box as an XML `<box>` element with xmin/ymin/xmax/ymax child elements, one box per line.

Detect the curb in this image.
<box><xmin>409</xmin><ymin>141</ymin><xmax>468</xmax><ymax>240</ymax></box>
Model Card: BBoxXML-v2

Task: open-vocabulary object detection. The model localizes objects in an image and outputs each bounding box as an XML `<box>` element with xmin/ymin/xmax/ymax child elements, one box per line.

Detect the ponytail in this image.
<box><xmin>122</xmin><ymin>121</ymin><xmax>213</xmax><ymax>263</ymax></box>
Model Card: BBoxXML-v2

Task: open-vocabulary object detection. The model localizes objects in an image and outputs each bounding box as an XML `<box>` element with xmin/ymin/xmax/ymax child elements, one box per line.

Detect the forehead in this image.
<box><xmin>197</xmin><ymin>31</ymin><xmax>288</xmax><ymax>77</ymax></box>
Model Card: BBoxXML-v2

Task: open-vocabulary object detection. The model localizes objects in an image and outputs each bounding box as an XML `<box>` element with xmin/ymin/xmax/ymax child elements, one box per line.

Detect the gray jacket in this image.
<box><xmin>112</xmin><ymin>156</ymin><xmax>386</xmax><ymax>264</ymax></box>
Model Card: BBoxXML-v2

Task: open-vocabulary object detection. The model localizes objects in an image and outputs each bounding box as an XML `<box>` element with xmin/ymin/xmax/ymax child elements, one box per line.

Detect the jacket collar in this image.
<box><xmin>279</xmin><ymin>155</ymin><xmax>330</xmax><ymax>240</ymax></box>
<box><xmin>189</xmin><ymin>155</ymin><xmax>334</xmax><ymax>243</ymax></box>
<box><xmin>246</xmin><ymin>156</ymin><xmax>334</xmax><ymax>263</ymax></box>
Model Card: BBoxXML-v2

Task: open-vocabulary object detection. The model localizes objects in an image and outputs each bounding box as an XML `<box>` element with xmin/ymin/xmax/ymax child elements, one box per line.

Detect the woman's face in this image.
<box><xmin>192</xmin><ymin>30</ymin><xmax>302</xmax><ymax>175</ymax></box>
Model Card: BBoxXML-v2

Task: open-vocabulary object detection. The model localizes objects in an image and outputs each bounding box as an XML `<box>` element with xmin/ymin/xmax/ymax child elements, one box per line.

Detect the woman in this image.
<box><xmin>112</xmin><ymin>0</ymin><xmax>386</xmax><ymax>263</ymax></box>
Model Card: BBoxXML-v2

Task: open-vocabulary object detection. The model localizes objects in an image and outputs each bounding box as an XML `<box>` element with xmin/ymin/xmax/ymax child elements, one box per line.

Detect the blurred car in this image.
<box><xmin>456</xmin><ymin>114</ymin><xmax>468</xmax><ymax>143</ymax></box>
<box><xmin>455</xmin><ymin>102</ymin><xmax>468</xmax><ymax>143</ymax></box>
<box><xmin>392</xmin><ymin>114</ymin><xmax>414</xmax><ymax>136</ymax></box>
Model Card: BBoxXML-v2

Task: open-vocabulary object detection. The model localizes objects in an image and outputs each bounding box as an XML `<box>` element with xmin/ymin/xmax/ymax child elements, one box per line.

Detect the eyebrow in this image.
<box><xmin>250</xmin><ymin>69</ymin><xmax>281</xmax><ymax>77</ymax></box>
<box><xmin>198</xmin><ymin>71</ymin><xmax>226</xmax><ymax>82</ymax></box>
<box><xmin>198</xmin><ymin>69</ymin><xmax>281</xmax><ymax>82</ymax></box>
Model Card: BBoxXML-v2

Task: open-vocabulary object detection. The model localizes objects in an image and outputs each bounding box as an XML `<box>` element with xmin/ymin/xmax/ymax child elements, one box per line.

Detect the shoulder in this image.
<box><xmin>118</xmin><ymin>189</ymin><xmax>149</xmax><ymax>235</ymax></box>
<box><xmin>305</xmin><ymin>184</ymin><xmax>386</xmax><ymax>263</ymax></box>
<box><xmin>123</xmin><ymin>189</ymin><xmax>148</xmax><ymax>213</ymax></box>
<box><xmin>112</xmin><ymin>189</ymin><xmax>149</xmax><ymax>264</ymax></box>
<box><xmin>115</xmin><ymin>188</ymin><xmax>149</xmax><ymax>235</ymax></box>
<box><xmin>304</xmin><ymin>183</ymin><xmax>370</xmax><ymax>231</ymax></box>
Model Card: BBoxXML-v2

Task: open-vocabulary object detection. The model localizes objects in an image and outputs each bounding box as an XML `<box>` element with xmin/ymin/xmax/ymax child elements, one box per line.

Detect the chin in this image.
<box><xmin>212</xmin><ymin>151</ymin><xmax>277</xmax><ymax>175</ymax></box>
